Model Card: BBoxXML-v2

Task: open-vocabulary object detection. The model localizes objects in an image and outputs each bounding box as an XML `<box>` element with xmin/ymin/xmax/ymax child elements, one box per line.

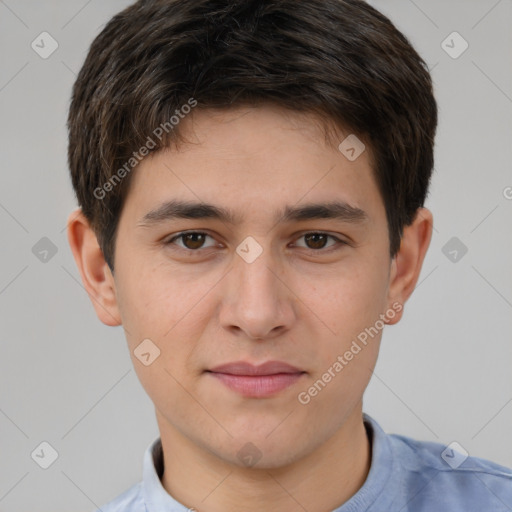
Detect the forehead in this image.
<box><xmin>122</xmin><ymin>105</ymin><xmax>384</xmax><ymax>225</ymax></box>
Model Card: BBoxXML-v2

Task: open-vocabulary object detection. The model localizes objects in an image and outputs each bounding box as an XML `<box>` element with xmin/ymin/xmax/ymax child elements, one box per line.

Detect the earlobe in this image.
<box><xmin>386</xmin><ymin>207</ymin><xmax>433</xmax><ymax>325</ymax></box>
<box><xmin>66</xmin><ymin>208</ymin><xmax>122</xmax><ymax>326</ymax></box>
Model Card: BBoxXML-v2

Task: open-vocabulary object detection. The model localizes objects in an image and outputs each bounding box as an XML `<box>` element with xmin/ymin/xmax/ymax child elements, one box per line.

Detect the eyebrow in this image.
<box><xmin>137</xmin><ymin>199</ymin><xmax>368</xmax><ymax>227</ymax></box>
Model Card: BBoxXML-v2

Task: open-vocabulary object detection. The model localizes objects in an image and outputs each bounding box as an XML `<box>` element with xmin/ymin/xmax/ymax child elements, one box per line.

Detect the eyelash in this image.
<box><xmin>165</xmin><ymin>231</ymin><xmax>346</xmax><ymax>253</ymax></box>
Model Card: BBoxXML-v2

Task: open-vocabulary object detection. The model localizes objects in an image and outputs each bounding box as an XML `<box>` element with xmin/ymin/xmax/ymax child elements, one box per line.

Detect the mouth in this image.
<box><xmin>205</xmin><ymin>361</ymin><xmax>306</xmax><ymax>398</ymax></box>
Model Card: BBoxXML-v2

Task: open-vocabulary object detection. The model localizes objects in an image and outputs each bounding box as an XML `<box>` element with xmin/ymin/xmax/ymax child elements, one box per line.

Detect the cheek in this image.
<box><xmin>115</xmin><ymin>260</ymin><xmax>211</xmax><ymax>341</ymax></box>
<box><xmin>298</xmin><ymin>268</ymin><xmax>386</xmax><ymax>413</ymax></box>
<box><xmin>114</xmin><ymin>264</ymin><xmax>219</xmax><ymax>395</ymax></box>
<box><xmin>304</xmin><ymin>260</ymin><xmax>389</xmax><ymax>339</ymax></box>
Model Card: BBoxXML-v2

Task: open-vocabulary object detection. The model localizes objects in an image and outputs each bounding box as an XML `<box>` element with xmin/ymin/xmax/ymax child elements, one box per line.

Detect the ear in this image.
<box><xmin>386</xmin><ymin>207</ymin><xmax>433</xmax><ymax>325</ymax></box>
<box><xmin>66</xmin><ymin>208</ymin><xmax>121</xmax><ymax>326</ymax></box>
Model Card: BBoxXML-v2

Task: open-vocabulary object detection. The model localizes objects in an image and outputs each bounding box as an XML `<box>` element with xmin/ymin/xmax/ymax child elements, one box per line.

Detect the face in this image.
<box><xmin>107</xmin><ymin>106</ymin><xmax>397</xmax><ymax>468</ymax></box>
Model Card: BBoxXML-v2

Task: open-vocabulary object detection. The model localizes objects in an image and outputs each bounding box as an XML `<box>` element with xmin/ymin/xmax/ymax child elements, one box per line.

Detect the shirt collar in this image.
<box><xmin>142</xmin><ymin>435</ymin><xmax>190</xmax><ymax>511</ymax></box>
<box><xmin>141</xmin><ymin>413</ymin><xmax>399</xmax><ymax>512</ymax></box>
<box><xmin>333</xmin><ymin>413</ymin><xmax>399</xmax><ymax>511</ymax></box>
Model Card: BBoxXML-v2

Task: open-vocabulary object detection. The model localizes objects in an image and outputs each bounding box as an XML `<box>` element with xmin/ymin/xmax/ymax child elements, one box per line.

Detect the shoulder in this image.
<box><xmin>92</xmin><ymin>481</ymin><xmax>143</xmax><ymax>512</ymax></box>
<box><xmin>389</xmin><ymin>432</ymin><xmax>512</xmax><ymax>509</ymax></box>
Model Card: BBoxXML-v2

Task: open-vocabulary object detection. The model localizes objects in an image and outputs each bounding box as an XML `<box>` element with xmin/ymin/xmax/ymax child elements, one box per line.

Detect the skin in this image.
<box><xmin>67</xmin><ymin>105</ymin><xmax>432</xmax><ymax>512</ymax></box>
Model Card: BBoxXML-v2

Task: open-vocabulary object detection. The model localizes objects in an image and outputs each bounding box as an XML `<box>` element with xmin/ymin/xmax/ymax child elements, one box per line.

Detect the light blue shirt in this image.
<box><xmin>96</xmin><ymin>413</ymin><xmax>512</xmax><ymax>511</ymax></box>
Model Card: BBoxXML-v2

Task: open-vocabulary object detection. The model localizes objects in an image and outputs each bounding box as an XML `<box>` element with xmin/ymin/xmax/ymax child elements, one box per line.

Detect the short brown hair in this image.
<box><xmin>67</xmin><ymin>0</ymin><xmax>437</xmax><ymax>271</ymax></box>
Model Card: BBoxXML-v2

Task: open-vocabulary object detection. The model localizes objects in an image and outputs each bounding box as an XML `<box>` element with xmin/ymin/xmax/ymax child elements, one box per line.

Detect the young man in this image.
<box><xmin>66</xmin><ymin>0</ymin><xmax>512</xmax><ymax>510</ymax></box>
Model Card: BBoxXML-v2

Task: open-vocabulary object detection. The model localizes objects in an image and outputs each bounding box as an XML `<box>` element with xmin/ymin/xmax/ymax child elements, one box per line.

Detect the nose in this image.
<box><xmin>218</xmin><ymin>244</ymin><xmax>297</xmax><ymax>341</ymax></box>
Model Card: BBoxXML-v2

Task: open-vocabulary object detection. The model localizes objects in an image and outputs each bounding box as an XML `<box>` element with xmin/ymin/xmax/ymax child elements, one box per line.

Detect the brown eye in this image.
<box><xmin>304</xmin><ymin>233</ymin><xmax>329</xmax><ymax>249</ymax></box>
<box><xmin>294</xmin><ymin>232</ymin><xmax>341</xmax><ymax>251</ymax></box>
<box><xmin>181</xmin><ymin>233</ymin><xmax>206</xmax><ymax>249</ymax></box>
<box><xmin>167</xmin><ymin>232</ymin><xmax>216</xmax><ymax>250</ymax></box>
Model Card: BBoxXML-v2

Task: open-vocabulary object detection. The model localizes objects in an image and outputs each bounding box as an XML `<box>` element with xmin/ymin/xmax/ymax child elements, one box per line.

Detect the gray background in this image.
<box><xmin>0</xmin><ymin>0</ymin><xmax>511</xmax><ymax>510</ymax></box>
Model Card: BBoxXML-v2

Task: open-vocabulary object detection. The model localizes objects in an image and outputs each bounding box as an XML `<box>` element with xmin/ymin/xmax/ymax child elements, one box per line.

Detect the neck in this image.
<box><xmin>157</xmin><ymin>405</ymin><xmax>371</xmax><ymax>512</ymax></box>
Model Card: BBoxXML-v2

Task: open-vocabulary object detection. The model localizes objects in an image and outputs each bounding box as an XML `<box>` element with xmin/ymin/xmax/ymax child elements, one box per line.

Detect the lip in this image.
<box><xmin>206</xmin><ymin>361</ymin><xmax>306</xmax><ymax>398</ymax></box>
<box><xmin>209</xmin><ymin>361</ymin><xmax>304</xmax><ymax>376</ymax></box>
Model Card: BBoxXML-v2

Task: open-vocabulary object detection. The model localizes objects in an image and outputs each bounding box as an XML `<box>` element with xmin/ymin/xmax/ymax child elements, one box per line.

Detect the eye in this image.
<box><xmin>165</xmin><ymin>231</ymin><xmax>346</xmax><ymax>253</ymax></box>
<box><xmin>293</xmin><ymin>232</ymin><xmax>344</xmax><ymax>251</ymax></box>
<box><xmin>166</xmin><ymin>231</ymin><xmax>218</xmax><ymax>250</ymax></box>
